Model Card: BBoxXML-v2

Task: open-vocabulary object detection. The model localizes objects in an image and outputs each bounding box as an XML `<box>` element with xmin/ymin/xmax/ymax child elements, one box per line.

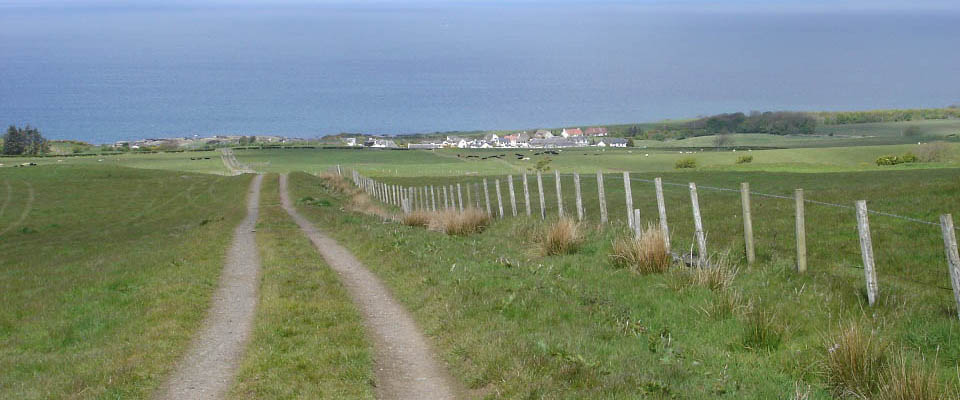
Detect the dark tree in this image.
<box><xmin>2</xmin><ymin>125</ymin><xmax>48</xmax><ymax>155</ymax></box>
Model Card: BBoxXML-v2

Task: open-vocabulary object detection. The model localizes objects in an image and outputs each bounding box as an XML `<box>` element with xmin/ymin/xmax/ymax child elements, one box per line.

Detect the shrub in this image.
<box><xmin>401</xmin><ymin>210</ymin><xmax>432</xmax><ymax>228</ymax></box>
<box><xmin>915</xmin><ymin>141</ymin><xmax>952</xmax><ymax>162</ymax></box>
<box><xmin>429</xmin><ymin>208</ymin><xmax>490</xmax><ymax>236</ymax></box>
<box><xmin>674</xmin><ymin>158</ymin><xmax>697</xmax><ymax>169</ymax></box>
<box><xmin>736</xmin><ymin>155</ymin><xmax>753</xmax><ymax>164</ymax></box>
<box><xmin>824</xmin><ymin>323</ymin><xmax>887</xmax><ymax>398</ymax></box>
<box><xmin>541</xmin><ymin>217</ymin><xmax>581</xmax><ymax>255</ymax></box>
<box><xmin>610</xmin><ymin>224</ymin><xmax>671</xmax><ymax>274</ymax></box>
<box><xmin>876</xmin><ymin>153</ymin><xmax>920</xmax><ymax>166</ymax></box>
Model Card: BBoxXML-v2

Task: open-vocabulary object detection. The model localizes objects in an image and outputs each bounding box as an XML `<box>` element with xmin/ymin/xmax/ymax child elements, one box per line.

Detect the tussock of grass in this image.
<box><xmin>671</xmin><ymin>254</ymin><xmax>738</xmax><ymax>291</ymax></box>
<box><xmin>878</xmin><ymin>351</ymin><xmax>952</xmax><ymax>400</ymax></box>
<box><xmin>742</xmin><ymin>303</ymin><xmax>783</xmax><ymax>350</ymax></box>
<box><xmin>541</xmin><ymin>217</ymin><xmax>581</xmax><ymax>256</ymax></box>
<box><xmin>401</xmin><ymin>210</ymin><xmax>432</xmax><ymax>228</ymax></box>
<box><xmin>824</xmin><ymin>323</ymin><xmax>888</xmax><ymax>398</ymax></box>
<box><xmin>429</xmin><ymin>208</ymin><xmax>490</xmax><ymax>236</ymax></box>
<box><xmin>317</xmin><ymin>172</ymin><xmax>355</xmax><ymax>194</ymax></box>
<box><xmin>703</xmin><ymin>289</ymin><xmax>748</xmax><ymax>320</ymax></box>
<box><xmin>609</xmin><ymin>224</ymin><xmax>671</xmax><ymax>274</ymax></box>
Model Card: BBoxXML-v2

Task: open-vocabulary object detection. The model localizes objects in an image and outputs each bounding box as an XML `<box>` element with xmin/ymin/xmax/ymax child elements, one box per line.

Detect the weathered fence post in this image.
<box><xmin>939</xmin><ymin>214</ymin><xmax>960</xmax><ymax>320</ymax></box>
<box><xmin>573</xmin><ymin>172</ymin><xmax>584</xmax><ymax>221</ymax></box>
<box><xmin>466</xmin><ymin>184</ymin><xmax>472</xmax><ymax>210</ymax></box>
<box><xmin>795</xmin><ymin>188</ymin><xmax>807</xmax><ymax>273</ymax></box>
<box><xmin>624</xmin><ymin>172</ymin><xmax>634</xmax><ymax>229</ymax></box>
<box><xmin>856</xmin><ymin>200</ymin><xmax>879</xmax><ymax>306</ymax></box>
<box><xmin>449</xmin><ymin>185</ymin><xmax>457</xmax><ymax>210</ymax></box>
<box><xmin>474</xmin><ymin>183</ymin><xmax>481</xmax><ymax>209</ymax></box>
<box><xmin>495</xmin><ymin>179</ymin><xmax>505</xmax><ymax>218</ymax></box>
<box><xmin>633</xmin><ymin>209</ymin><xmax>643</xmax><ymax>237</ymax></box>
<box><xmin>410</xmin><ymin>187</ymin><xmax>416</xmax><ymax>211</ymax></box>
<box><xmin>554</xmin><ymin>170</ymin><xmax>564</xmax><ymax>217</ymax></box>
<box><xmin>508</xmin><ymin>175</ymin><xmax>518</xmax><ymax>217</ymax></box>
<box><xmin>430</xmin><ymin>185</ymin><xmax>437</xmax><ymax>211</ymax></box>
<box><xmin>457</xmin><ymin>184</ymin><xmax>464</xmax><ymax>212</ymax></box>
<box><xmin>537</xmin><ymin>171</ymin><xmax>546</xmax><ymax>219</ymax></box>
<box><xmin>522</xmin><ymin>172</ymin><xmax>532</xmax><ymax>216</ymax></box>
<box><xmin>689</xmin><ymin>183</ymin><xmax>707</xmax><ymax>266</ymax></box>
<box><xmin>655</xmin><ymin>177</ymin><xmax>670</xmax><ymax>252</ymax></box>
<box><xmin>483</xmin><ymin>179</ymin><xmax>492</xmax><ymax>215</ymax></box>
<box><xmin>337</xmin><ymin>164</ymin><xmax>341</xmax><ymax>175</ymax></box>
<box><xmin>740</xmin><ymin>182</ymin><xmax>755</xmax><ymax>265</ymax></box>
<box><xmin>442</xmin><ymin>186</ymin><xmax>449</xmax><ymax>209</ymax></box>
<box><xmin>597</xmin><ymin>171</ymin><xmax>608</xmax><ymax>224</ymax></box>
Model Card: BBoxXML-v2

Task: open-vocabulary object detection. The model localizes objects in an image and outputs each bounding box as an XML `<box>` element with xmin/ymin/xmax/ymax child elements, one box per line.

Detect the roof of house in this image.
<box><xmin>563</xmin><ymin>128</ymin><xmax>584</xmax><ymax>136</ymax></box>
<box><xmin>603</xmin><ymin>138</ymin><xmax>628</xmax><ymax>144</ymax></box>
<box><xmin>585</xmin><ymin>127</ymin><xmax>608</xmax><ymax>135</ymax></box>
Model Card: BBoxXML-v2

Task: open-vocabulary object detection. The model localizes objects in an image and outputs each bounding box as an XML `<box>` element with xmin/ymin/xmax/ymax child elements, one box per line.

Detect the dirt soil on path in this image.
<box><xmin>279</xmin><ymin>174</ymin><xmax>460</xmax><ymax>400</ymax></box>
<box><xmin>156</xmin><ymin>174</ymin><xmax>263</xmax><ymax>400</ymax></box>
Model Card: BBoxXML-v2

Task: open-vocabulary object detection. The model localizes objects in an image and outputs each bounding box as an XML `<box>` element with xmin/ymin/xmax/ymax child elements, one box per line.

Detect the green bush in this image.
<box><xmin>675</xmin><ymin>158</ymin><xmax>697</xmax><ymax>169</ymax></box>
<box><xmin>736</xmin><ymin>155</ymin><xmax>753</xmax><ymax>164</ymax></box>
<box><xmin>876</xmin><ymin>153</ymin><xmax>919</xmax><ymax>166</ymax></box>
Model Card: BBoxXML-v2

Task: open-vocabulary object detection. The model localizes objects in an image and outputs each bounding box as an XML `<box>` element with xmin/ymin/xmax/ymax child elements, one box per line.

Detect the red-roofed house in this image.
<box><xmin>561</xmin><ymin>128</ymin><xmax>583</xmax><ymax>137</ymax></box>
<box><xmin>584</xmin><ymin>127</ymin><xmax>608</xmax><ymax>137</ymax></box>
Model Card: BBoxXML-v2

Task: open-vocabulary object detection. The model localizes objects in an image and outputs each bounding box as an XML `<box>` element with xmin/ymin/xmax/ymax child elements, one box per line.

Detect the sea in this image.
<box><xmin>1</xmin><ymin>1</ymin><xmax>959</xmax><ymax>143</ymax></box>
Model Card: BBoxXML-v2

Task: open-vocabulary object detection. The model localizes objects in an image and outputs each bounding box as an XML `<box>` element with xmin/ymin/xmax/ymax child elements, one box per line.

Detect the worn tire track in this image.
<box><xmin>278</xmin><ymin>174</ymin><xmax>459</xmax><ymax>400</ymax></box>
<box><xmin>156</xmin><ymin>174</ymin><xmax>263</xmax><ymax>400</ymax></box>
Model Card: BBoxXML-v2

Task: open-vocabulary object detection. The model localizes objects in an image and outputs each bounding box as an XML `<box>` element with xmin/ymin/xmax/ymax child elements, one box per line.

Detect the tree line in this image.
<box><xmin>818</xmin><ymin>107</ymin><xmax>960</xmax><ymax>125</ymax></box>
<box><xmin>2</xmin><ymin>125</ymin><xmax>48</xmax><ymax>155</ymax></box>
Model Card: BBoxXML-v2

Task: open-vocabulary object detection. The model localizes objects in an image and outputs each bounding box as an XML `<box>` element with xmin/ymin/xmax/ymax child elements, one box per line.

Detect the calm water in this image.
<box><xmin>1</xmin><ymin>1</ymin><xmax>959</xmax><ymax>143</ymax></box>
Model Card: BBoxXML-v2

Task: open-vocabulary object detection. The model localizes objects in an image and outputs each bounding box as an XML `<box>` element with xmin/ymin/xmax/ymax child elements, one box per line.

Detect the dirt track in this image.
<box><xmin>156</xmin><ymin>174</ymin><xmax>263</xmax><ymax>400</ymax></box>
<box><xmin>279</xmin><ymin>174</ymin><xmax>459</xmax><ymax>400</ymax></box>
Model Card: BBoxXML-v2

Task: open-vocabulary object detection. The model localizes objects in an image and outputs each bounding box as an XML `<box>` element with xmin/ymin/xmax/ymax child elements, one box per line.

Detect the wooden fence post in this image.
<box><xmin>449</xmin><ymin>185</ymin><xmax>456</xmax><ymax>210</ymax></box>
<box><xmin>537</xmin><ymin>171</ymin><xmax>546</xmax><ymax>220</ymax></box>
<box><xmin>508</xmin><ymin>175</ymin><xmax>518</xmax><ymax>217</ymax></box>
<box><xmin>689</xmin><ymin>183</ymin><xmax>707</xmax><ymax>266</ymax></box>
<box><xmin>466</xmin><ymin>184</ymin><xmax>472</xmax><ymax>210</ymax></box>
<box><xmin>574</xmin><ymin>172</ymin><xmax>584</xmax><ymax>221</ymax></box>
<box><xmin>597</xmin><ymin>171</ymin><xmax>608</xmax><ymax>224</ymax></box>
<box><xmin>939</xmin><ymin>214</ymin><xmax>960</xmax><ymax>320</ymax></box>
<box><xmin>522</xmin><ymin>173</ymin><xmax>532</xmax><ymax>216</ymax></box>
<box><xmin>483</xmin><ymin>179</ymin><xmax>492</xmax><ymax>216</ymax></box>
<box><xmin>442</xmin><ymin>186</ymin><xmax>449</xmax><ymax>209</ymax></box>
<box><xmin>655</xmin><ymin>177</ymin><xmax>670</xmax><ymax>252</ymax></box>
<box><xmin>495</xmin><ymin>179</ymin><xmax>505</xmax><ymax>218</ymax></box>
<box><xmin>633</xmin><ymin>209</ymin><xmax>643</xmax><ymax>238</ymax></box>
<box><xmin>554</xmin><ymin>170</ymin><xmax>564</xmax><ymax>217</ymax></box>
<box><xmin>458</xmin><ymin>184</ymin><xmax>464</xmax><ymax>212</ymax></box>
<box><xmin>430</xmin><ymin>185</ymin><xmax>437</xmax><ymax>211</ymax></box>
<box><xmin>856</xmin><ymin>200</ymin><xmax>879</xmax><ymax>306</ymax></box>
<box><xmin>795</xmin><ymin>188</ymin><xmax>807</xmax><ymax>273</ymax></box>
<box><xmin>624</xmin><ymin>172</ymin><xmax>634</xmax><ymax>229</ymax></box>
<box><xmin>740</xmin><ymin>182</ymin><xmax>755</xmax><ymax>265</ymax></box>
<box><xmin>337</xmin><ymin>164</ymin><xmax>341</xmax><ymax>175</ymax></box>
<box><xmin>474</xmin><ymin>183</ymin><xmax>481</xmax><ymax>209</ymax></box>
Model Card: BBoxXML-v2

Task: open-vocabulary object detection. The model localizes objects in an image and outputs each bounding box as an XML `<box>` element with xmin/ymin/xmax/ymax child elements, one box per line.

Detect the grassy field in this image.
<box><xmin>0</xmin><ymin>151</ymin><xmax>228</xmax><ymax>175</ymax></box>
<box><xmin>0</xmin><ymin>165</ymin><xmax>250</xmax><ymax>398</ymax></box>
<box><xmin>290</xmin><ymin>170</ymin><xmax>960</xmax><ymax>398</ymax></box>
<box><xmin>230</xmin><ymin>174</ymin><xmax>375</xmax><ymax>398</ymax></box>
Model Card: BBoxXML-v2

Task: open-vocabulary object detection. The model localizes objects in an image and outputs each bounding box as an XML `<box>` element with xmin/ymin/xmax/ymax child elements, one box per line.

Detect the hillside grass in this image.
<box><xmin>230</xmin><ymin>174</ymin><xmax>375</xmax><ymax>399</ymax></box>
<box><xmin>0</xmin><ymin>165</ymin><xmax>249</xmax><ymax>398</ymax></box>
<box><xmin>289</xmin><ymin>170</ymin><xmax>960</xmax><ymax>398</ymax></box>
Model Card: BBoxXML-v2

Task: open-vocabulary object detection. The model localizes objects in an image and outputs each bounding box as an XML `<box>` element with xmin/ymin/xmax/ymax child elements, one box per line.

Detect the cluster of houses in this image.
<box><xmin>345</xmin><ymin>127</ymin><xmax>628</xmax><ymax>149</ymax></box>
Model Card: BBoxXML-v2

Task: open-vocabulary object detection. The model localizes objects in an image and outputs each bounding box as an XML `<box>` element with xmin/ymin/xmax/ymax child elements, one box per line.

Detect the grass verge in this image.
<box><xmin>230</xmin><ymin>174</ymin><xmax>374</xmax><ymax>398</ymax></box>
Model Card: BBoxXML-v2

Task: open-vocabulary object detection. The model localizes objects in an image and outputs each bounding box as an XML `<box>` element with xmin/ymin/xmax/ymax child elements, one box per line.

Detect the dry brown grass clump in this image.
<box><xmin>610</xmin><ymin>224</ymin><xmax>672</xmax><ymax>274</ymax></box>
<box><xmin>671</xmin><ymin>254</ymin><xmax>738</xmax><ymax>291</ymax></box>
<box><xmin>401</xmin><ymin>210</ymin><xmax>432</xmax><ymax>228</ymax></box>
<box><xmin>825</xmin><ymin>323</ymin><xmax>888</xmax><ymax>398</ymax></box>
<box><xmin>878</xmin><ymin>351</ymin><xmax>952</xmax><ymax>400</ymax></box>
<box><xmin>429</xmin><ymin>208</ymin><xmax>490</xmax><ymax>236</ymax></box>
<box><xmin>541</xmin><ymin>217</ymin><xmax>582</xmax><ymax>256</ymax></box>
<box><xmin>317</xmin><ymin>172</ymin><xmax>355</xmax><ymax>194</ymax></box>
<box><xmin>915</xmin><ymin>141</ymin><xmax>953</xmax><ymax>162</ymax></box>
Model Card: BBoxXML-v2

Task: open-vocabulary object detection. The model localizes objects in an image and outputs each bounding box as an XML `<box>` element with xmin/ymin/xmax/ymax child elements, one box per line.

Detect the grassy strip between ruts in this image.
<box><xmin>230</xmin><ymin>174</ymin><xmax>375</xmax><ymax>398</ymax></box>
<box><xmin>289</xmin><ymin>171</ymin><xmax>960</xmax><ymax>399</ymax></box>
<box><xmin>0</xmin><ymin>165</ymin><xmax>249</xmax><ymax>398</ymax></box>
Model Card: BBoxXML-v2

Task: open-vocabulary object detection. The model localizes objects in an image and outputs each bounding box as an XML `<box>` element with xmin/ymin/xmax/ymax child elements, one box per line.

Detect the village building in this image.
<box><xmin>534</xmin><ymin>129</ymin><xmax>553</xmax><ymax>139</ymax></box>
<box><xmin>584</xmin><ymin>127</ymin><xmax>609</xmax><ymax>137</ymax></box>
<box><xmin>596</xmin><ymin>138</ymin><xmax>628</xmax><ymax>147</ymax></box>
<box><xmin>560</xmin><ymin>128</ymin><xmax>584</xmax><ymax>138</ymax></box>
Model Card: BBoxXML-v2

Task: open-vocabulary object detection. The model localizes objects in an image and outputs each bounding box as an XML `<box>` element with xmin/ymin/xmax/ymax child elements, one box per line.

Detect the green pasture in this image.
<box><xmin>0</xmin><ymin>165</ymin><xmax>250</xmax><ymax>398</ymax></box>
<box><xmin>0</xmin><ymin>151</ymin><xmax>228</xmax><ymax>175</ymax></box>
<box><xmin>291</xmin><ymin>170</ymin><xmax>960</xmax><ymax>398</ymax></box>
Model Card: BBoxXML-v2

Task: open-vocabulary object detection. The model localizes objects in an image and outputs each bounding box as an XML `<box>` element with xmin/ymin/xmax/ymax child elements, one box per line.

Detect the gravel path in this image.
<box><xmin>279</xmin><ymin>174</ymin><xmax>460</xmax><ymax>400</ymax></box>
<box><xmin>156</xmin><ymin>174</ymin><xmax>263</xmax><ymax>400</ymax></box>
